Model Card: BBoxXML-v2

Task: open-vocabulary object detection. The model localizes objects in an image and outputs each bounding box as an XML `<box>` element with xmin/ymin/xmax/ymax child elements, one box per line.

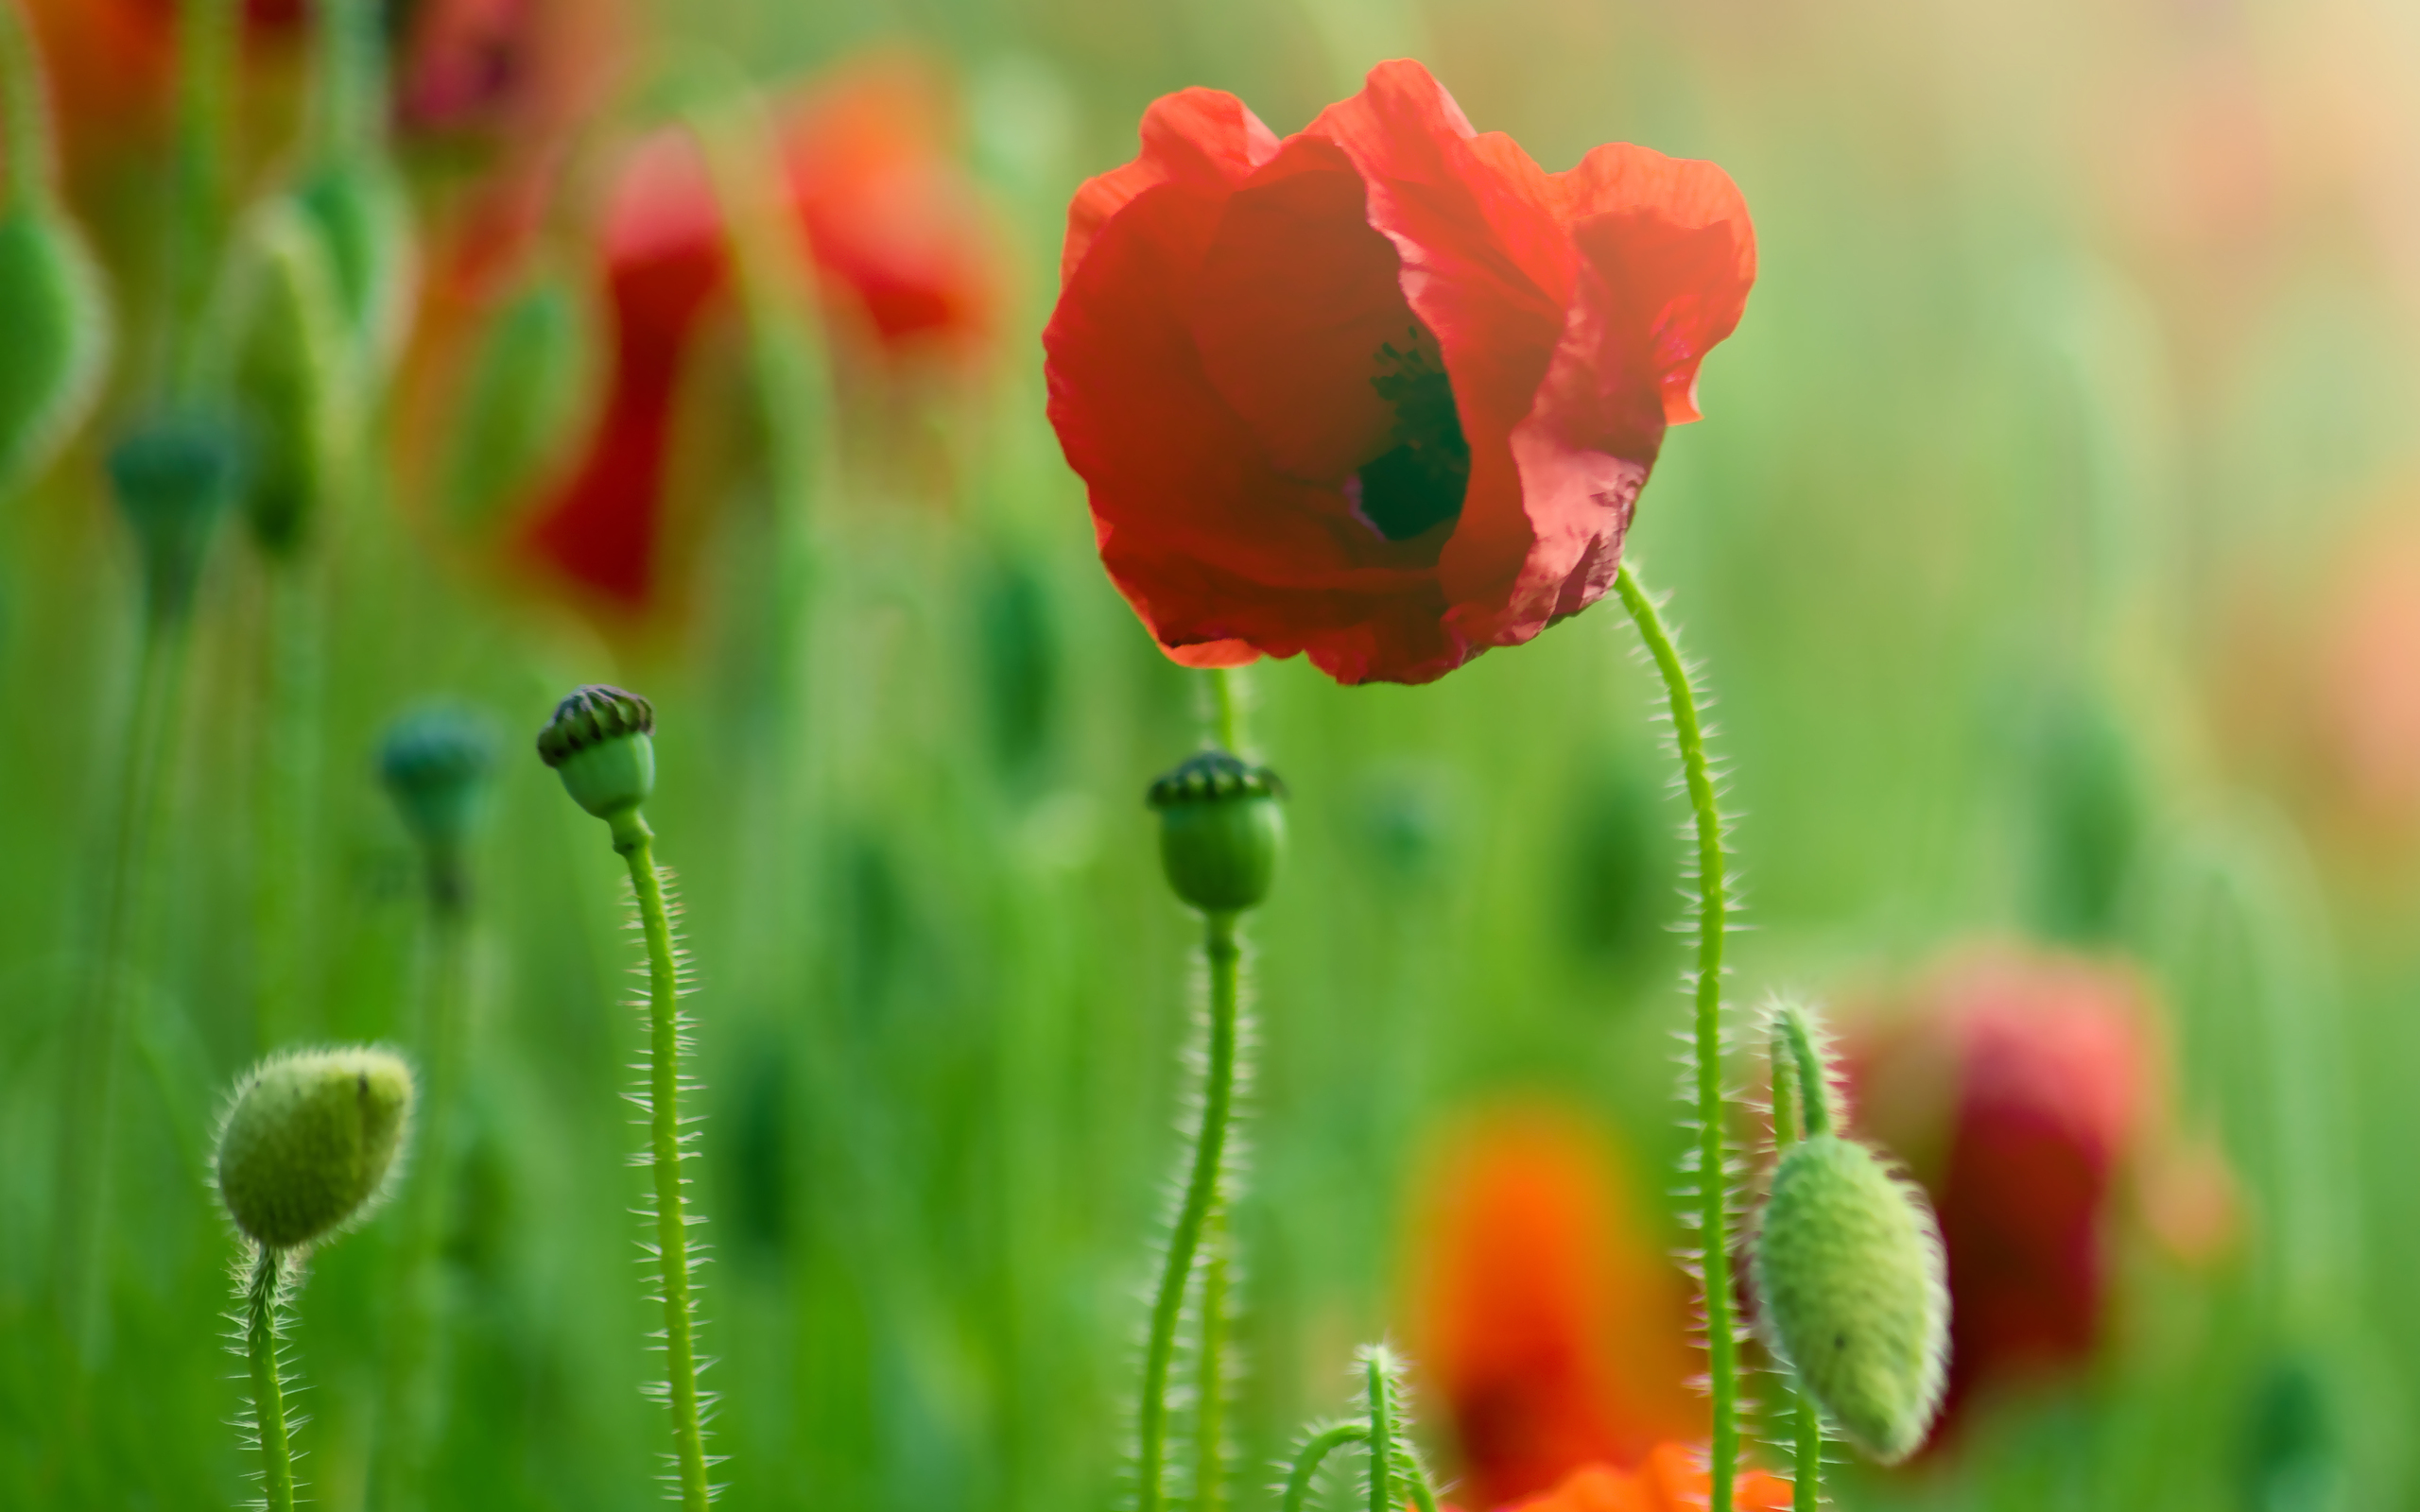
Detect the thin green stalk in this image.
<box><xmin>308</xmin><ymin>0</ymin><xmax>382</xmax><ymax>159</ymax></box>
<box><xmin>53</xmin><ymin>614</ymin><xmax>194</xmax><ymax>1352</ymax></box>
<box><xmin>1281</xmin><ymin>1424</ymin><xmax>1369</xmax><ymax>1512</ymax></box>
<box><xmin>244</xmin><ymin>1245</ymin><xmax>297</xmax><ymax>1512</ymax></box>
<box><xmin>372</xmin><ymin>892</ymin><xmax>471</xmax><ymax>1511</ymax></box>
<box><xmin>1614</xmin><ymin>562</ymin><xmax>1737</xmax><ymax>1511</ymax></box>
<box><xmin>0</xmin><ymin>0</ymin><xmax>56</xmax><ymax>207</ymax></box>
<box><xmin>1197</xmin><ymin>1210</ymin><xmax>1231</xmax><ymax>1512</ymax></box>
<box><xmin>1364</xmin><ymin>1352</ymin><xmax>1394</xmax><ymax>1512</ymax></box>
<box><xmin>609</xmin><ymin>807</ymin><xmax>712</xmax><ymax>1512</ymax></box>
<box><xmin>169</xmin><ymin>0</ymin><xmax>238</xmax><ymax>393</ymax></box>
<box><xmin>1770</xmin><ymin>1012</ymin><xmax>1823</xmax><ymax>1511</ymax></box>
<box><xmin>1208</xmin><ymin>667</ymin><xmax>1242</xmax><ymax>754</ymax></box>
<box><xmin>1137</xmin><ymin>909</ymin><xmax>1241</xmax><ymax>1512</ymax></box>
<box><xmin>253</xmin><ymin>563</ymin><xmax>322</xmax><ymax>1051</ymax></box>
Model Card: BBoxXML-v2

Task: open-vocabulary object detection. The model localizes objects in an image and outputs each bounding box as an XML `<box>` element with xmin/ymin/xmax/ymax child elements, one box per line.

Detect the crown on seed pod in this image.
<box><xmin>1753</xmin><ymin>1010</ymin><xmax>1950</xmax><ymax>1466</ymax></box>
<box><xmin>215</xmin><ymin>1047</ymin><xmax>416</xmax><ymax>1252</ymax></box>
<box><xmin>537</xmin><ymin>684</ymin><xmax>655</xmax><ymax>819</ymax></box>
<box><xmin>1146</xmin><ymin>749</ymin><xmax>1287</xmax><ymax>914</ymax></box>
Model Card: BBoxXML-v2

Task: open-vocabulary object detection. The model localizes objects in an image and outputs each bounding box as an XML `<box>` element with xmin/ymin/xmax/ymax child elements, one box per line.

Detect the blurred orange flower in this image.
<box><xmin>1409</xmin><ymin>1105</ymin><xmax>1703</xmax><ymax>1510</ymax></box>
<box><xmin>1495</xmin><ymin>1449</ymin><xmax>1791</xmax><ymax>1512</ymax></box>
<box><xmin>516</xmin><ymin>54</ymin><xmax>1000</xmax><ymax>612</ymax></box>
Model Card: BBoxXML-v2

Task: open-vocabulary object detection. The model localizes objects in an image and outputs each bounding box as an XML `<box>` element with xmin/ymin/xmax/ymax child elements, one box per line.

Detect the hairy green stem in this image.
<box><xmin>1615</xmin><ymin>562</ymin><xmax>1737</xmax><ymax>1511</ymax></box>
<box><xmin>1364</xmin><ymin>1353</ymin><xmax>1395</xmax><ymax>1512</ymax></box>
<box><xmin>53</xmin><ymin>615</ymin><xmax>193</xmax><ymax>1353</ymax></box>
<box><xmin>1281</xmin><ymin>1424</ymin><xmax>1369</xmax><ymax>1512</ymax></box>
<box><xmin>1208</xmin><ymin>666</ymin><xmax>1242</xmax><ymax>754</ymax></box>
<box><xmin>610</xmin><ymin>807</ymin><xmax>712</xmax><ymax>1512</ymax></box>
<box><xmin>373</xmin><ymin>892</ymin><xmax>471</xmax><ymax>1511</ymax></box>
<box><xmin>1769</xmin><ymin>1014</ymin><xmax>1823</xmax><ymax>1510</ymax></box>
<box><xmin>244</xmin><ymin>1246</ymin><xmax>297</xmax><ymax>1512</ymax></box>
<box><xmin>1137</xmin><ymin>909</ymin><xmax>1240</xmax><ymax>1512</ymax></box>
<box><xmin>1197</xmin><ymin>1209</ymin><xmax>1231</xmax><ymax>1512</ymax></box>
<box><xmin>0</xmin><ymin>0</ymin><xmax>55</xmax><ymax>207</ymax></box>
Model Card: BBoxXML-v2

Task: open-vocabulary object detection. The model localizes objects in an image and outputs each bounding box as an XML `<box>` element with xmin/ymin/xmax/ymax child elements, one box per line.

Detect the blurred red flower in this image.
<box><xmin>1044</xmin><ymin>59</ymin><xmax>1754</xmax><ymax>685</ymax></box>
<box><xmin>519</xmin><ymin>56</ymin><xmax>999</xmax><ymax>610</ymax></box>
<box><xmin>1409</xmin><ymin>1106</ymin><xmax>1704</xmax><ymax>1509</ymax></box>
<box><xmin>1846</xmin><ymin>949</ymin><xmax>2232</xmax><ymax>1441</ymax></box>
<box><xmin>1493</xmin><ymin>1448</ymin><xmax>1791</xmax><ymax>1512</ymax></box>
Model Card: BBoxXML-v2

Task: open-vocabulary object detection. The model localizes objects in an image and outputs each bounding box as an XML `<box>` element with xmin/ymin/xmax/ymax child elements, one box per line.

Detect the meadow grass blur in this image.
<box><xmin>2</xmin><ymin>0</ymin><xmax>2417</xmax><ymax>1508</ymax></box>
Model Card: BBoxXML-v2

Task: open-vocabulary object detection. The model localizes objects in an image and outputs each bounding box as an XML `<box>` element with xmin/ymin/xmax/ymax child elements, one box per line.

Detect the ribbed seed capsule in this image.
<box><xmin>1753</xmin><ymin>1132</ymin><xmax>1949</xmax><ymax>1464</ymax></box>
<box><xmin>0</xmin><ymin>201</ymin><xmax>110</xmax><ymax>496</ymax></box>
<box><xmin>1147</xmin><ymin>750</ymin><xmax>1285</xmax><ymax>914</ymax></box>
<box><xmin>536</xmin><ymin>684</ymin><xmax>657</xmax><ymax>819</ymax></box>
<box><xmin>215</xmin><ymin>1047</ymin><xmax>415</xmax><ymax>1250</ymax></box>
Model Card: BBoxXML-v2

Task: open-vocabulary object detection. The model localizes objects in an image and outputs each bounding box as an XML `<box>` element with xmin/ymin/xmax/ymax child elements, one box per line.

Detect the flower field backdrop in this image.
<box><xmin>2</xmin><ymin>0</ymin><xmax>2416</xmax><ymax>1509</ymax></box>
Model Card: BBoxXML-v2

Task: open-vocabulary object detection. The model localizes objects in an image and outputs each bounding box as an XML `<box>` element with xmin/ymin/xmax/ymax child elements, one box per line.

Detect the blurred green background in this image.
<box><xmin>5</xmin><ymin>0</ymin><xmax>2420</xmax><ymax>1507</ymax></box>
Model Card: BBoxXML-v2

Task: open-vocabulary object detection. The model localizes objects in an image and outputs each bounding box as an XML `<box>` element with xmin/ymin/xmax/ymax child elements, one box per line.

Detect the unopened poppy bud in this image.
<box><xmin>439</xmin><ymin>275</ymin><xmax>586</xmax><ymax>531</ymax></box>
<box><xmin>1146</xmin><ymin>750</ymin><xmax>1285</xmax><ymax>913</ymax></box>
<box><xmin>296</xmin><ymin>158</ymin><xmax>416</xmax><ymax>379</ymax></box>
<box><xmin>0</xmin><ymin>201</ymin><xmax>110</xmax><ymax>497</ymax></box>
<box><xmin>215</xmin><ymin>1047</ymin><xmax>415</xmax><ymax>1250</ymax></box>
<box><xmin>109</xmin><ymin>412</ymin><xmax>245</xmax><ymax>622</ymax></box>
<box><xmin>536</xmin><ymin>684</ymin><xmax>656</xmax><ymax>820</ymax></box>
<box><xmin>379</xmin><ymin>704</ymin><xmax>497</xmax><ymax>855</ymax></box>
<box><xmin>230</xmin><ymin>200</ymin><xmax>350</xmax><ymax>556</ymax></box>
<box><xmin>1753</xmin><ymin>1133</ymin><xmax>1949</xmax><ymax>1464</ymax></box>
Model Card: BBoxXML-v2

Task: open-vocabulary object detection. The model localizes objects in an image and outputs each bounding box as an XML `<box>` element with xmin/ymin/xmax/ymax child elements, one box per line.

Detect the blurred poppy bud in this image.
<box><xmin>294</xmin><ymin>159</ymin><xmax>417</xmax><ymax>380</ymax></box>
<box><xmin>1753</xmin><ymin>1133</ymin><xmax>1950</xmax><ymax>1464</ymax></box>
<box><xmin>215</xmin><ymin>1046</ymin><xmax>415</xmax><ymax>1250</ymax></box>
<box><xmin>437</xmin><ymin>273</ymin><xmax>587</xmax><ymax>532</ymax></box>
<box><xmin>228</xmin><ymin>200</ymin><xmax>351</xmax><ymax>556</ymax></box>
<box><xmin>379</xmin><ymin>703</ymin><xmax>497</xmax><ymax>903</ymax></box>
<box><xmin>536</xmin><ymin>683</ymin><xmax>655</xmax><ymax>819</ymax></box>
<box><xmin>108</xmin><ymin>411</ymin><xmax>245</xmax><ymax>622</ymax></box>
<box><xmin>0</xmin><ymin>201</ymin><xmax>112</xmax><ymax>497</ymax></box>
<box><xmin>1146</xmin><ymin>750</ymin><xmax>1284</xmax><ymax>914</ymax></box>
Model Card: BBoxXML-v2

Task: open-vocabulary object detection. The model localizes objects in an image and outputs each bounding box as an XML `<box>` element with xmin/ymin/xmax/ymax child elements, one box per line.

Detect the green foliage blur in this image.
<box><xmin>4</xmin><ymin>0</ymin><xmax>2419</xmax><ymax>1508</ymax></box>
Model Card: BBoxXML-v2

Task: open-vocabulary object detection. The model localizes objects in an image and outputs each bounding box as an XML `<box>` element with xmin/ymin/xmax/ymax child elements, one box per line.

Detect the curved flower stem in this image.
<box><xmin>1281</xmin><ymin>1423</ymin><xmax>1369</xmax><ymax>1512</ymax></box>
<box><xmin>609</xmin><ymin>807</ymin><xmax>713</xmax><ymax>1512</ymax></box>
<box><xmin>1137</xmin><ymin>908</ymin><xmax>1241</xmax><ymax>1512</ymax></box>
<box><xmin>0</xmin><ymin>0</ymin><xmax>56</xmax><ymax>209</ymax></box>
<box><xmin>1614</xmin><ymin>562</ymin><xmax>1737</xmax><ymax>1512</ymax></box>
<box><xmin>1768</xmin><ymin>1014</ymin><xmax>1824</xmax><ymax>1511</ymax></box>
<box><xmin>1196</xmin><ymin>1207</ymin><xmax>1232</xmax><ymax>1512</ymax></box>
<box><xmin>1208</xmin><ymin>666</ymin><xmax>1243</xmax><ymax>753</ymax></box>
<box><xmin>1364</xmin><ymin>1351</ymin><xmax>1395</xmax><ymax>1512</ymax></box>
<box><xmin>244</xmin><ymin>1245</ymin><xmax>297</xmax><ymax>1512</ymax></box>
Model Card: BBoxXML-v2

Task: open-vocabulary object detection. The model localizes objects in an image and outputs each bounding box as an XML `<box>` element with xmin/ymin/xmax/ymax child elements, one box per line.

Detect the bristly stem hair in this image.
<box><xmin>242</xmin><ymin>1245</ymin><xmax>297</xmax><ymax>1512</ymax></box>
<box><xmin>1768</xmin><ymin>1004</ymin><xmax>1828</xmax><ymax>1511</ymax></box>
<box><xmin>1136</xmin><ymin>907</ymin><xmax>1242</xmax><ymax>1512</ymax></box>
<box><xmin>1614</xmin><ymin>561</ymin><xmax>1740</xmax><ymax>1512</ymax></box>
<box><xmin>611</xmin><ymin>806</ymin><xmax>714</xmax><ymax>1510</ymax></box>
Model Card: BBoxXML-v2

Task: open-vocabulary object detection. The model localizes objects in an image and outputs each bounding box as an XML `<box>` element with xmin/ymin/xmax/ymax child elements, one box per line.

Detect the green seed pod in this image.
<box><xmin>438</xmin><ymin>274</ymin><xmax>588</xmax><ymax>533</ymax></box>
<box><xmin>229</xmin><ymin>199</ymin><xmax>352</xmax><ymax>556</ymax></box>
<box><xmin>108</xmin><ymin>411</ymin><xmax>245</xmax><ymax>622</ymax></box>
<box><xmin>0</xmin><ymin>200</ymin><xmax>110</xmax><ymax>497</ymax></box>
<box><xmin>1753</xmin><ymin>1133</ymin><xmax>1949</xmax><ymax>1464</ymax></box>
<box><xmin>1146</xmin><ymin>750</ymin><xmax>1285</xmax><ymax>914</ymax></box>
<box><xmin>379</xmin><ymin>703</ymin><xmax>497</xmax><ymax>855</ymax></box>
<box><xmin>295</xmin><ymin>157</ymin><xmax>416</xmax><ymax>382</ymax></box>
<box><xmin>536</xmin><ymin>684</ymin><xmax>656</xmax><ymax>819</ymax></box>
<box><xmin>215</xmin><ymin>1046</ymin><xmax>415</xmax><ymax>1250</ymax></box>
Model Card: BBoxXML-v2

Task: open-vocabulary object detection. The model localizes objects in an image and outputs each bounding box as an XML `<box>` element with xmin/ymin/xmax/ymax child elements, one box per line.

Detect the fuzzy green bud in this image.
<box><xmin>215</xmin><ymin>1047</ymin><xmax>415</xmax><ymax>1250</ymax></box>
<box><xmin>1146</xmin><ymin>750</ymin><xmax>1285</xmax><ymax>914</ymax></box>
<box><xmin>536</xmin><ymin>684</ymin><xmax>656</xmax><ymax>820</ymax></box>
<box><xmin>380</xmin><ymin>704</ymin><xmax>497</xmax><ymax>907</ymax></box>
<box><xmin>1753</xmin><ymin>1133</ymin><xmax>1949</xmax><ymax>1464</ymax></box>
<box><xmin>108</xmin><ymin>411</ymin><xmax>244</xmax><ymax>622</ymax></box>
<box><xmin>0</xmin><ymin>201</ymin><xmax>110</xmax><ymax>498</ymax></box>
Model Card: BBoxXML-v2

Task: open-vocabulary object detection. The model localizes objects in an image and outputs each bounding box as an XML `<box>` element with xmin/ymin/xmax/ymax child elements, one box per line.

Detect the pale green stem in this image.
<box><xmin>1614</xmin><ymin>562</ymin><xmax>1737</xmax><ymax>1511</ymax></box>
<box><xmin>1281</xmin><ymin>1424</ymin><xmax>1368</xmax><ymax>1512</ymax></box>
<box><xmin>1364</xmin><ymin>1354</ymin><xmax>1394</xmax><ymax>1512</ymax></box>
<box><xmin>0</xmin><ymin>0</ymin><xmax>56</xmax><ymax>207</ymax></box>
<box><xmin>1208</xmin><ymin>667</ymin><xmax>1242</xmax><ymax>754</ymax></box>
<box><xmin>1197</xmin><ymin>1209</ymin><xmax>1231</xmax><ymax>1512</ymax></box>
<box><xmin>1137</xmin><ymin>910</ymin><xmax>1241</xmax><ymax>1512</ymax></box>
<box><xmin>244</xmin><ymin>1245</ymin><xmax>298</xmax><ymax>1512</ymax></box>
<box><xmin>373</xmin><ymin>889</ymin><xmax>471</xmax><ymax>1511</ymax></box>
<box><xmin>1769</xmin><ymin>1018</ymin><xmax>1823</xmax><ymax>1511</ymax></box>
<box><xmin>53</xmin><ymin>614</ymin><xmax>193</xmax><ymax>1354</ymax></box>
<box><xmin>608</xmin><ymin>806</ymin><xmax>712</xmax><ymax>1512</ymax></box>
<box><xmin>169</xmin><ymin>0</ymin><xmax>237</xmax><ymax>393</ymax></box>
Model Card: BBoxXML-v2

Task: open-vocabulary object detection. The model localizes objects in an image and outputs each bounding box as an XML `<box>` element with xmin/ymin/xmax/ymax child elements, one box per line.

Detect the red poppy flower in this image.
<box><xmin>1845</xmin><ymin>949</ymin><xmax>2230</xmax><ymax>1442</ymax></box>
<box><xmin>1493</xmin><ymin>1449</ymin><xmax>1791</xmax><ymax>1512</ymax></box>
<box><xmin>1044</xmin><ymin>60</ymin><xmax>1754</xmax><ymax>685</ymax></box>
<box><xmin>517</xmin><ymin>56</ymin><xmax>999</xmax><ymax>610</ymax></box>
<box><xmin>1409</xmin><ymin>1106</ymin><xmax>1703</xmax><ymax>1509</ymax></box>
